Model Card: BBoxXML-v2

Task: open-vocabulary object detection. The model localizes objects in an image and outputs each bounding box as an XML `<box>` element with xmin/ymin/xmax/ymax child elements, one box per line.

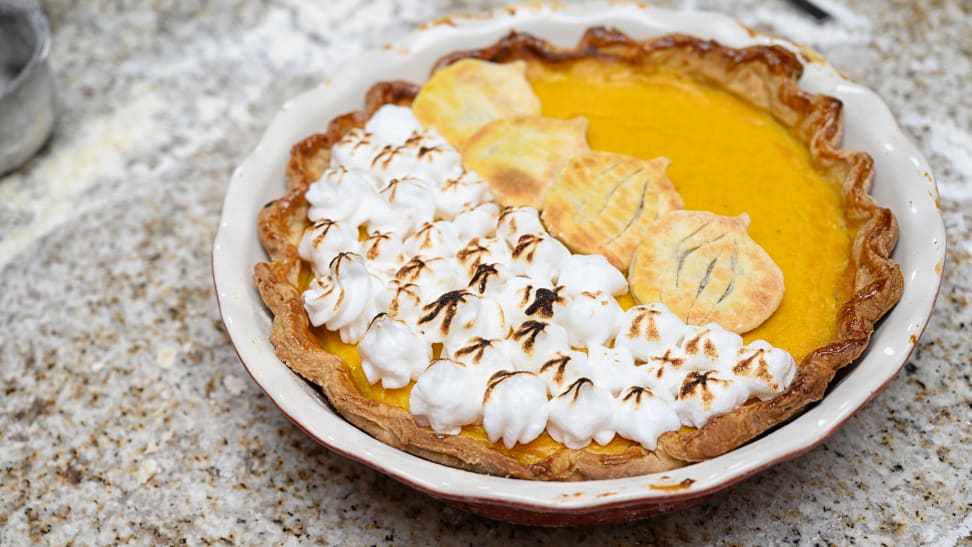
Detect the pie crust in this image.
<box><xmin>253</xmin><ymin>28</ymin><xmax>903</xmax><ymax>480</ymax></box>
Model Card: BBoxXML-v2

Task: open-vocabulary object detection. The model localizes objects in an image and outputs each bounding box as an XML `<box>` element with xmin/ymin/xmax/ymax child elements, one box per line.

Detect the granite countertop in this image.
<box><xmin>1</xmin><ymin>0</ymin><xmax>969</xmax><ymax>544</ymax></box>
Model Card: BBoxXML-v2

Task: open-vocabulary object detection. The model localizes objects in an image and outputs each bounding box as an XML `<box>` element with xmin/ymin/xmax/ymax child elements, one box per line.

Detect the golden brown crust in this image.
<box><xmin>254</xmin><ymin>28</ymin><xmax>903</xmax><ymax>477</ymax></box>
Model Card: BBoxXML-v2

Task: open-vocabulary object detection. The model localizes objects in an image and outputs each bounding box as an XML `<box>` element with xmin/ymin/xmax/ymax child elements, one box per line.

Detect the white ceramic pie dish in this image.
<box><xmin>212</xmin><ymin>2</ymin><xmax>945</xmax><ymax>525</ymax></box>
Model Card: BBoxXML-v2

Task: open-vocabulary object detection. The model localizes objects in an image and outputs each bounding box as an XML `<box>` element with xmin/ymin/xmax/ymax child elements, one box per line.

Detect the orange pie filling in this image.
<box><xmin>303</xmin><ymin>59</ymin><xmax>854</xmax><ymax>464</ymax></box>
<box><xmin>529</xmin><ymin>61</ymin><xmax>855</xmax><ymax>358</ymax></box>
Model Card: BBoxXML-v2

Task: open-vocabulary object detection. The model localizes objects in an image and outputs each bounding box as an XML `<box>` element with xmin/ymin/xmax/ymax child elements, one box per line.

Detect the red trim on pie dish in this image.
<box><xmin>212</xmin><ymin>240</ymin><xmax>942</xmax><ymax>526</ymax></box>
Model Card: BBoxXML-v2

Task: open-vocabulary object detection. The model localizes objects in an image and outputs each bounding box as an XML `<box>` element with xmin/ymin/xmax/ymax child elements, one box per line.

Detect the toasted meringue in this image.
<box><xmin>730</xmin><ymin>340</ymin><xmax>796</xmax><ymax>400</ymax></box>
<box><xmin>369</xmin><ymin>132</ymin><xmax>464</xmax><ymax>186</ymax></box>
<box><xmin>305</xmin><ymin>166</ymin><xmax>385</xmax><ymax>228</ymax></box>
<box><xmin>364</xmin><ymin>104</ymin><xmax>425</xmax><ymax>145</ymax></box>
<box><xmin>302</xmin><ymin>252</ymin><xmax>387</xmax><ymax>343</ymax></box>
<box><xmin>449</xmin><ymin>337</ymin><xmax>513</xmax><ymax>380</ymax></box>
<box><xmin>330</xmin><ymin>111</ymin><xmax>463</xmax><ymax>185</ymax></box>
<box><xmin>556</xmin><ymin>254</ymin><xmax>628</xmax><ymax>297</ymax></box>
<box><xmin>640</xmin><ymin>346</ymin><xmax>692</xmax><ymax>401</ymax></box>
<box><xmin>393</xmin><ymin>255</ymin><xmax>462</xmax><ymax>298</ymax></box>
<box><xmin>455</xmin><ymin>237</ymin><xmax>511</xmax><ymax>279</ymax></box>
<box><xmin>359</xmin><ymin>230</ymin><xmax>407</xmax><ymax>281</ymax></box>
<box><xmin>329</xmin><ymin>129</ymin><xmax>383</xmax><ymax>172</ymax></box>
<box><xmin>369</xmin><ymin>176</ymin><xmax>438</xmax><ymax>236</ymax></box>
<box><xmin>680</xmin><ymin>324</ymin><xmax>745</xmax><ymax>372</ymax></box>
<box><xmin>537</xmin><ymin>351</ymin><xmax>597</xmax><ymax>397</ymax></box>
<box><xmin>434</xmin><ymin>171</ymin><xmax>494</xmax><ymax>219</ymax></box>
<box><xmin>508</xmin><ymin>320</ymin><xmax>571</xmax><ymax>373</ymax></box>
<box><xmin>675</xmin><ymin>370</ymin><xmax>750</xmax><ymax>428</ymax></box>
<box><xmin>466</xmin><ymin>262</ymin><xmax>512</xmax><ymax>302</ymax></box>
<box><xmin>561</xmin><ymin>291</ymin><xmax>623</xmax><ymax>348</ymax></box>
<box><xmin>453</xmin><ymin>202</ymin><xmax>501</xmax><ymax>242</ymax></box>
<box><xmin>547</xmin><ymin>379</ymin><xmax>617</xmax><ymax>448</ymax></box>
<box><xmin>416</xmin><ymin>290</ymin><xmax>508</xmax><ymax>352</ymax></box>
<box><xmin>614</xmin><ymin>304</ymin><xmax>686</xmax><ymax>362</ymax></box>
<box><xmin>615</xmin><ymin>387</ymin><xmax>681</xmax><ymax>450</ymax></box>
<box><xmin>482</xmin><ymin>370</ymin><xmax>550</xmax><ymax>449</ymax></box>
<box><xmin>499</xmin><ymin>276</ymin><xmax>565</xmax><ymax>329</ymax></box>
<box><xmin>508</xmin><ymin>233</ymin><xmax>571</xmax><ymax>284</ymax></box>
<box><xmin>359</xmin><ymin>314</ymin><xmax>432</xmax><ymax>389</ymax></box>
<box><xmin>409</xmin><ymin>359</ymin><xmax>485</xmax><ymax>435</ymax></box>
<box><xmin>403</xmin><ymin>220</ymin><xmax>462</xmax><ymax>259</ymax></box>
<box><xmin>298</xmin><ymin>218</ymin><xmax>360</xmax><ymax>276</ymax></box>
<box><xmin>496</xmin><ymin>206</ymin><xmax>545</xmax><ymax>246</ymax></box>
<box><xmin>585</xmin><ymin>345</ymin><xmax>646</xmax><ymax>396</ymax></box>
<box><xmin>386</xmin><ymin>279</ymin><xmax>425</xmax><ymax>327</ymax></box>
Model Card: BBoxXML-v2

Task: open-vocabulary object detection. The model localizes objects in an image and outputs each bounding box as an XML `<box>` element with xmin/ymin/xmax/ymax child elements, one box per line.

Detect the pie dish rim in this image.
<box><xmin>212</xmin><ymin>1</ymin><xmax>945</xmax><ymax>522</ymax></box>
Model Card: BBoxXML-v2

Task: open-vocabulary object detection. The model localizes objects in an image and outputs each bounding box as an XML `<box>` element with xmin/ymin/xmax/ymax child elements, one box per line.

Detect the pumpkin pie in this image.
<box><xmin>253</xmin><ymin>28</ymin><xmax>903</xmax><ymax>480</ymax></box>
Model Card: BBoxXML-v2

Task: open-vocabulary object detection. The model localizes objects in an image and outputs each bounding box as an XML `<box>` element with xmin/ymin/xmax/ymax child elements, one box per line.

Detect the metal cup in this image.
<box><xmin>0</xmin><ymin>0</ymin><xmax>56</xmax><ymax>175</ymax></box>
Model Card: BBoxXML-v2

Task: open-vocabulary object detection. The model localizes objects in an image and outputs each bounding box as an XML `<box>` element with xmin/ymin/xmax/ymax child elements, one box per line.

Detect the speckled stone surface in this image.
<box><xmin>1</xmin><ymin>0</ymin><xmax>969</xmax><ymax>544</ymax></box>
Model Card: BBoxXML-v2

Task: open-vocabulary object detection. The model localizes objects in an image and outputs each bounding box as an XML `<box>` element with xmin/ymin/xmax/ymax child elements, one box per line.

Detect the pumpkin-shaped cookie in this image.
<box><xmin>461</xmin><ymin>115</ymin><xmax>589</xmax><ymax>208</ymax></box>
<box><xmin>541</xmin><ymin>150</ymin><xmax>683</xmax><ymax>270</ymax></box>
<box><xmin>629</xmin><ymin>211</ymin><xmax>784</xmax><ymax>333</ymax></box>
<box><xmin>411</xmin><ymin>59</ymin><xmax>541</xmax><ymax>148</ymax></box>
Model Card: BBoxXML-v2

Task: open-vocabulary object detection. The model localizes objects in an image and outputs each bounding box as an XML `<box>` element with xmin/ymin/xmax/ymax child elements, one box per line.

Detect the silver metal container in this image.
<box><xmin>0</xmin><ymin>0</ymin><xmax>55</xmax><ymax>175</ymax></box>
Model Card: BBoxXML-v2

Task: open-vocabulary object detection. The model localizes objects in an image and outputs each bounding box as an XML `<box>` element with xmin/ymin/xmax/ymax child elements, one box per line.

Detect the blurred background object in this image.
<box><xmin>0</xmin><ymin>0</ymin><xmax>55</xmax><ymax>175</ymax></box>
<box><xmin>784</xmin><ymin>0</ymin><xmax>832</xmax><ymax>22</ymax></box>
